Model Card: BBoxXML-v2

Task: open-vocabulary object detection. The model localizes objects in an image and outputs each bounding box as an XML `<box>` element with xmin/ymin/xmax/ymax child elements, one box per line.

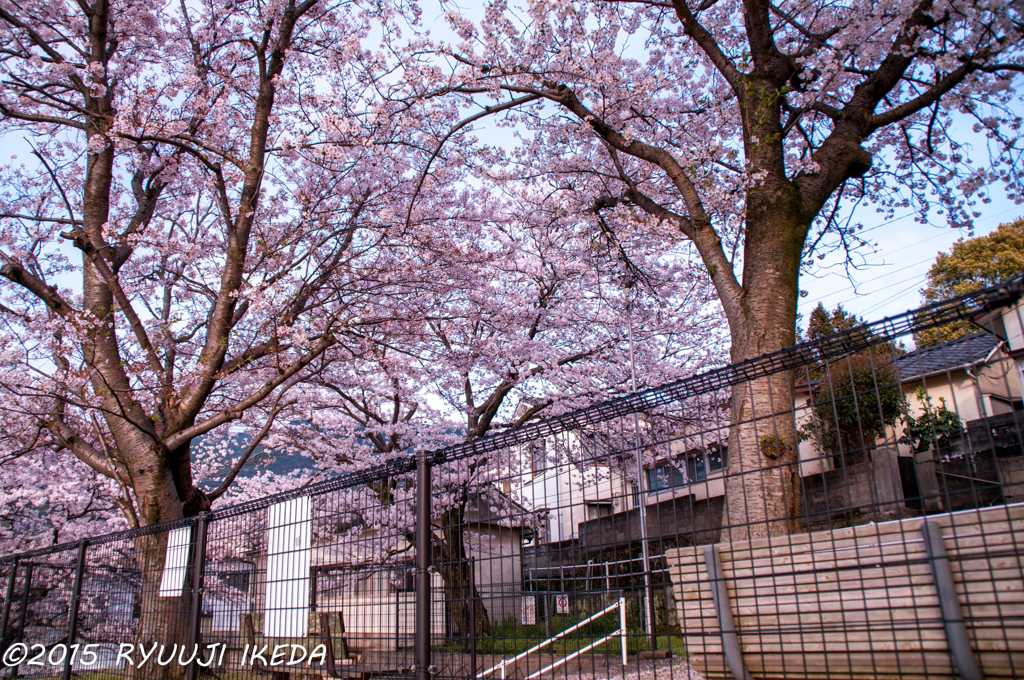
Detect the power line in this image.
<box><xmin>803</xmin><ymin>204</ymin><xmax>1022</xmax><ymax>310</ymax></box>
<box><xmin>803</xmin><ymin>254</ymin><xmax>936</xmax><ymax>306</ymax></box>
<box><xmin>858</xmin><ymin>276</ymin><xmax>930</xmax><ymax>317</ymax></box>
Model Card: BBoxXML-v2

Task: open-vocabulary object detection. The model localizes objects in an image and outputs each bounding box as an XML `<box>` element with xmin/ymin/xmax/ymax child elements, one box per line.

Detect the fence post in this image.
<box><xmin>618</xmin><ymin>595</ymin><xmax>627</xmax><ymax>666</ymax></box>
<box><xmin>12</xmin><ymin>562</ymin><xmax>33</xmax><ymax>680</ymax></box>
<box><xmin>0</xmin><ymin>558</ymin><xmax>16</xmax><ymax>651</ymax></box>
<box><xmin>922</xmin><ymin>520</ymin><xmax>983</xmax><ymax>680</ymax></box>
<box><xmin>415</xmin><ymin>450</ymin><xmax>432</xmax><ymax>680</ymax></box>
<box><xmin>468</xmin><ymin>559</ymin><xmax>476</xmax><ymax>680</ymax></box>
<box><xmin>62</xmin><ymin>541</ymin><xmax>88</xmax><ymax>680</ymax></box>
<box><xmin>544</xmin><ymin>592</ymin><xmax>552</xmax><ymax>639</ymax></box>
<box><xmin>186</xmin><ymin>514</ymin><xmax>210</xmax><ymax>680</ymax></box>
<box><xmin>704</xmin><ymin>546</ymin><xmax>753</xmax><ymax>680</ymax></box>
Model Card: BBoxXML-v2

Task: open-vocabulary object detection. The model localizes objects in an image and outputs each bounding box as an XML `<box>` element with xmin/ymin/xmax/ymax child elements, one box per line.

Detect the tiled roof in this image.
<box><xmin>897</xmin><ymin>332</ymin><xmax>1001</xmax><ymax>382</ymax></box>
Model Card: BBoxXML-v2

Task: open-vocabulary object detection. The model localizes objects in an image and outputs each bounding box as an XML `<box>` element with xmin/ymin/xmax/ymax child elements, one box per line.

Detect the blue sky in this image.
<box><xmin>796</xmin><ymin>198</ymin><xmax>1021</xmax><ymax>331</ymax></box>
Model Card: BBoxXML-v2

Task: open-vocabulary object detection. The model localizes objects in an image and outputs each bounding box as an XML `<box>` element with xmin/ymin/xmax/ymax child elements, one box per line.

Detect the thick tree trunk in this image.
<box><xmin>432</xmin><ymin>513</ymin><xmax>492</xmax><ymax>640</ymax></box>
<box><xmin>719</xmin><ymin>183</ymin><xmax>807</xmax><ymax>542</ymax></box>
<box><xmin>124</xmin><ymin>453</ymin><xmax>192</xmax><ymax>679</ymax></box>
<box><xmin>132</xmin><ymin>532</ymin><xmax>192</xmax><ymax>680</ymax></box>
<box><xmin>721</xmin><ymin>372</ymin><xmax>803</xmax><ymax>541</ymax></box>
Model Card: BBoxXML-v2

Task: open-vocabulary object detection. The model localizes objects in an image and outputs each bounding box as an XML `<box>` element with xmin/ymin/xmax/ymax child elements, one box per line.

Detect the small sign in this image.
<box><xmin>556</xmin><ymin>594</ymin><xmax>569</xmax><ymax>614</ymax></box>
<box><xmin>518</xmin><ymin>596</ymin><xmax>535</xmax><ymax>625</ymax></box>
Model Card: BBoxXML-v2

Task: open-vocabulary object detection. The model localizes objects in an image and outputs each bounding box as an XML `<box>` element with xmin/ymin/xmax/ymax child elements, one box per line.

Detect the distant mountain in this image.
<box><xmin>194</xmin><ymin>431</ymin><xmax>315</xmax><ymax>493</ymax></box>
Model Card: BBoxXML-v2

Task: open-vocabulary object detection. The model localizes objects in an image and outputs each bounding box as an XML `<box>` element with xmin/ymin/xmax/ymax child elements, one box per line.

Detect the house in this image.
<box><xmin>513</xmin><ymin>417</ymin><xmax>736</xmax><ymax>595</ymax></box>
<box><xmin>793</xmin><ymin>330</ymin><xmax>1023</xmax><ymax>519</ymax></box>
<box><xmin>296</xmin><ymin>488</ymin><xmax>530</xmax><ymax>651</ymax></box>
<box><xmin>529</xmin><ymin>325</ymin><xmax>1024</xmax><ymax>565</ymax></box>
<box><xmin>966</xmin><ymin>289</ymin><xmax>1024</xmax><ymax>503</ymax></box>
<box><xmin>513</xmin><ymin>431</ymin><xmax>649</xmax><ymax>584</ymax></box>
<box><xmin>515</xmin><ymin>437</ymin><xmax>631</xmax><ymax>546</ymax></box>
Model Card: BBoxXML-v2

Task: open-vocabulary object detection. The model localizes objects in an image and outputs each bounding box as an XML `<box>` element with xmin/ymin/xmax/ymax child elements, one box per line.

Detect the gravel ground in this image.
<box><xmin>588</xmin><ymin>657</ymin><xmax>705</xmax><ymax>680</ymax></box>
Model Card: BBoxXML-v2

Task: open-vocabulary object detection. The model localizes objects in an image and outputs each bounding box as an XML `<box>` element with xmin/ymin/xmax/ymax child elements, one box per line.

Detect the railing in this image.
<box><xmin>477</xmin><ymin>597</ymin><xmax>627</xmax><ymax>680</ymax></box>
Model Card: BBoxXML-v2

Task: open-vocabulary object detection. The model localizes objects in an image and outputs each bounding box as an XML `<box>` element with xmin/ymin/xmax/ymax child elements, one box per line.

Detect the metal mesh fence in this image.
<box><xmin>3</xmin><ymin>277</ymin><xmax>1024</xmax><ymax>680</ymax></box>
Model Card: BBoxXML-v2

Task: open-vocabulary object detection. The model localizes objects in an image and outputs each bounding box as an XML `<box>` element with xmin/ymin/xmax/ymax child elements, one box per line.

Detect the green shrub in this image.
<box><xmin>899</xmin><ymin>387</ymin><xmax>963</xmax><ymax>458</ymax></box>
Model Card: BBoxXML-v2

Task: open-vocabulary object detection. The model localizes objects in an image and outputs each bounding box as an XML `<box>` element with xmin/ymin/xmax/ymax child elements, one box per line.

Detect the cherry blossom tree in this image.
<box><xmin>0</xmin><ymin>0</ymin><xmax>457</xmax><ymax>670</ymax></box>
<box><xmin>0</xmin><ymin>0</ymin><xmax>725</xmax><ymax>659</ymax></box>
<box><xmin>285</xmin><ymin>188</ymin><xmax>726</xmax><ymax>634</ymax></box>
<box><xmin>417</xmin><ymin>0</ymin><xmax>1024</xmax><ymax>538</ymax></box>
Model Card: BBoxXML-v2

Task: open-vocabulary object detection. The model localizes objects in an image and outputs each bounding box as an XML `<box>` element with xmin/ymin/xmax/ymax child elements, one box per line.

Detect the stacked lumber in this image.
<box><xmin>664</xmin><ymin>503</ymin><xmax>1024</xmax><ymax>679</ymax></box>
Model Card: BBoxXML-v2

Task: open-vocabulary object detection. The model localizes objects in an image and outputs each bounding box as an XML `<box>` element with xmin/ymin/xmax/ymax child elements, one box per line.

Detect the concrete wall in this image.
<box><xmin>317</xmin><ymin>569</ymin><xmax>444</xmax><ymax>652</ymax></box>
<box><xmin>466</xmin><ymin>525</ymin><xmax>524</xmax><ymax>625</ymax></box>
<box><xmin>801</xmin><ymin>448</ymin><xmax>906</xmax><ymax>525</ymax></box>
<box><xmin>578</xmin><ymin>493</ymin><xmax>725</xmax><ymax>550</ymax></box>
<box><xmin>1000</xmin><ymin>456</ymin><xmax>1024</xmax><ymax>503</ymax></box>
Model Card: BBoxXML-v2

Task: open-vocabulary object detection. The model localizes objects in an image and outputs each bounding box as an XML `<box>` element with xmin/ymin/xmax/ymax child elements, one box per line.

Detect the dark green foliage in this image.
<box><xmin>804</xmin><ymin>353</ymin><xmax>905</xmax><ymax>460</ymax></box>
<box><xmin>917</xmin><ymin>218</ymin><xmax>1024</xmax><ymax>347</ymax></box>
<box><xmin>802</xmin><ymin>305</ymin><xmax>906</xmax><ymax>460</ymax></box>
<box><xmin>805</xmin><ymin>302</ymin><xmax>860</xmax><ymax>340</ymax></box>
<box><xmin>899</xmin><ymin>387</ymin><xmax>964</xmax><ymax>457</ymax></box>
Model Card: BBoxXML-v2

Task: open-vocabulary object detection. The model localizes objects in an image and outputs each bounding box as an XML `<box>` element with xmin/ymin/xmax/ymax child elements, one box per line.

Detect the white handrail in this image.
<box><xmin>526</xmin><ymin>628</ymin><xmax>623</xmax><ymax>680</ymax></box>
<box><xmin>619</xmin><ymin>593</ymin><xmax>627</xmax><ymax>667</ymax></box>
<box><xmin>477</xmin><ymin>597</ymin><xmax>627</xmax><ymax>679</ymax></box>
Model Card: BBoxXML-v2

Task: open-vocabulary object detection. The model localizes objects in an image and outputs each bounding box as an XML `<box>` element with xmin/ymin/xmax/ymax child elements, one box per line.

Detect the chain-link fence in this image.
<box><xmin>3</xmin><ymin>277</ymin><xmax>1024</xmax><ymax>680</ymax></box>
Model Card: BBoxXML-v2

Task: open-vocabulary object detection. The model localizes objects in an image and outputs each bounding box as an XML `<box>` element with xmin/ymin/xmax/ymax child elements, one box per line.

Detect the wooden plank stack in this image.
<box><xmin>664</xmin><ymin>503</ymin><xmax>1024</xmax><ymax>679</ymax></box>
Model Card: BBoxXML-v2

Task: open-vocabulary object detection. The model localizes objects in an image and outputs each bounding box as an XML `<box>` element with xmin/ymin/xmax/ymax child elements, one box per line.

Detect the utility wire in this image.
<box><xmin>803</xmin><ymin>204</ymin><xmax>1021</xmax><ymax>310</ymax></box>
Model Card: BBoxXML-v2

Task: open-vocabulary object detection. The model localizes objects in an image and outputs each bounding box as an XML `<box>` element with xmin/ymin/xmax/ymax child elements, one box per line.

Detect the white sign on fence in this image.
<box><xmin>521</xmin><ymin>596</ymin><xmax>537</xmax><ymax>625</ymax></box>
<box><xmin>264</xmin><ymin>496</ymin><xmax>312</xmax><ymax>637</ymax></box>
<box><xmin>158</xmin><ymin>526</ymin><xmax>192</xmax><ymax>597</ymax></box>
<box><xmin>556</xmin><ymin>594</ymin><xmax>569</xmax><ymax>614</ymax></box>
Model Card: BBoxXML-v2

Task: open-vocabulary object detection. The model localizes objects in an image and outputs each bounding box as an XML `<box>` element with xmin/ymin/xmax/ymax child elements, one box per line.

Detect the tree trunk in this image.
<box><xmin>131</xmin><ymin>532</ymin><xmax>192</xmax><ymax>680</ymax></box>
<box><xmin>721</xmin><ymin>372</ymin><xmax>803</xmax><ymax>541</ymax></box>
<box><xmin>719</xmin><ymin>185</ymin><xmax>807</xmax><ymax>542</ymax></box>
<box><xmin>124</xmin><ymin>457</ymin><xmax>192</xmax><ymax>679</ymax></box>
<box><xmin>432</xmin><ymin>513</ymin><xmax>492</xmax><ymax>639</ymax></box>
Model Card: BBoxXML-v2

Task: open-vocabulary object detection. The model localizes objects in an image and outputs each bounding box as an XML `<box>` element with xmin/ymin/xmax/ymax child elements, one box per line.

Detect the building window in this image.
<box><xmin>707</xmin><ymin>444</ymin><xmax>726</xmax><ymax>473</ymax></box>
<box><xmin>530</xmin><ymin>440</ymin><xmax>547</xmax><ymax>474</ymax></box>
<box><xmin>648</xmin><ymin>463</ymin><xmax>687</xmax><ymax>491</ymax></box>
<box><xmin>390</xmin><ymin>565</ymin><xmax>415</xmax><ymax>592</ymax></box>
<box><xmin>585</xmin><ymin>503</ymin><xmax>612</xmax><ymax>521</ymax></box>
<box><xmin>648</xmin><ymin>445</ymin><xmax>727</xmax><ymax>491</ymax></box>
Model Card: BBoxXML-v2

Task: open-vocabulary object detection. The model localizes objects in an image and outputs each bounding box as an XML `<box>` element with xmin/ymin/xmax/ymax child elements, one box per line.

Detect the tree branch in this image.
<box><xmin>165</xmin><ymin>333</ymin><xmax>336</xmax><ymax>451</ymax></box>
<box><xmin>61</xmin><ymin>227</ymin><xmax>166</xmax><ymax>379</ymax></box>
<box><xmin>671</xmin><ymin>0</ymin><xmax>746</xmax><ymax>95</ymax></box>
<box><xmin>207</xmin><ymin>395</ymin><xmax>289</xmax><ymax>501</ymax></box>
<box><xmin>45</xmin><ymin>416</ymin><xmax>117</xmax><ymax>479</ymax></box>
<box><xmin>0</xmin><ymin>260</ymin><xmax>75</xmax><ymax>319</ymax></box>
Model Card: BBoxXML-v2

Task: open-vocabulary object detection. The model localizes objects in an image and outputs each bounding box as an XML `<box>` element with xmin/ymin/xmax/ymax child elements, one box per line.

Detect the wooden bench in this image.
<box><xmin>319</xmin><ymin>613</ymin><xmax>411</xmax><ymax>680</ymax></box>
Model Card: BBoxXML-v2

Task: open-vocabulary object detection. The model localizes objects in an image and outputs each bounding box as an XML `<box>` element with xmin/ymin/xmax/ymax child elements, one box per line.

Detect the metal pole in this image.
<box><xmin>186</xmin><ymin>515</ymin><xmax>209</xmax><ymax>680</ymax></box>
<box><xmin>415</xmin><ymin>450</ymin><xmax>432</xmax><ymax>680</ymax></box>
<box><xmin>468</xmin><ymin>559</ymin><xmax>476</xmax><ymax>680</ymax></box>
<box><xmin>0</xmin><ymin>559</ymin><xmax>17</xmax><ymax>650</ymax></box>
<box><xmin>12</xmin><ymin>562</ymin><xmax>33</xmax><ymax>680</ymax></box>
<box><xmin>626</xmin><ymin>284</ymin><xmax>656</xmax><ymax>648</ymax></box>
<box><xmin>922</xmin><ymin>520</ymin><xmax>983</xmax><ymax>680</ymax></box>
<box><xmin>62</xmin><ymin>542</ymin><xmax>88</xmax><ymax>680</ymax></box>
<box><xmin>704</xmin><ymin>547</ymin><xmax>754</xmax><ymax>680</ymax></box>
<box><xmin>544</xmin><ymin>592</ymin><xmax>552</xmax><ymax>639</ymax></box>
<box><xmin>619</xmin><ymin>596</ymin><xmax>627</xmax><ymax>666</ymax></box>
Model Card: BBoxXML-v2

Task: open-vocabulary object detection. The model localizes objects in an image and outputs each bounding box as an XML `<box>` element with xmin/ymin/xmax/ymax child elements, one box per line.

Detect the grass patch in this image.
<box><xmin>435</xmin><ymin>613</ymin><xmax>687</xmax><ymax>659</ymax></box>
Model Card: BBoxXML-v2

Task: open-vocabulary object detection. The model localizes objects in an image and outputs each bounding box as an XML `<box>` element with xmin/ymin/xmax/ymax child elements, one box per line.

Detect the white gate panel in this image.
<box><xmin>264</xmin><ymin>496</ymin><xmax>312</xmax><ymax>637</ymax></box>
<box><xmin>158</xmin><ymin>526</ymin><xmax>192</xmax><ymax>597</ymax></box>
